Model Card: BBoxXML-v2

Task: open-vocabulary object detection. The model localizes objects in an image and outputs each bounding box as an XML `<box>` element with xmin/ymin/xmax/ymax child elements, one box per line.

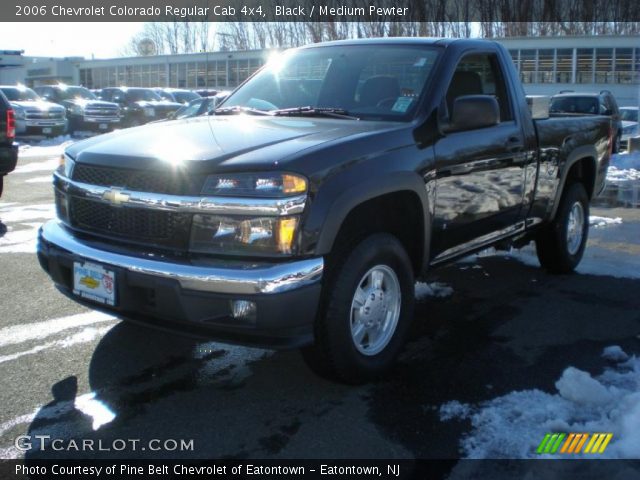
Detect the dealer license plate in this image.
<box><xmin>73</xmin><ymin>262</ymin><xmax>116</xmax><ymax>306</ymax></box>
<box><xmin>99</xmin><ymin>123</ymin><xmax>108</xmax><ymax>129</ymax></box>
<box><xmin>42</xmin><ymin>127</ymin><xmax>52</xmax><ymax>134</ymax></box>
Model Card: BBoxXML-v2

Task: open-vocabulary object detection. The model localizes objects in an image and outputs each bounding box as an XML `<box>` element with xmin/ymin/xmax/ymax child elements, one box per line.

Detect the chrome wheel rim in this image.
<box><xmin>566</xmin><ymin>201</ymin><xmax>585</xmax><ymax>255</ymax></box>
<box><xmin>350</xmin><ymin>265</ymin><xmax>401</xmax><ymax>356</ymax></box>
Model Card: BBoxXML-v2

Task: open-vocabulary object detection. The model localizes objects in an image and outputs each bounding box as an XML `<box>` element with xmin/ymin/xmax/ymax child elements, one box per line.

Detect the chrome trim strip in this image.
<box><xmin>431</xmin><ymin>221</ymin><xmax>526</xmax><ymax>265</ymax></box>
<box><xmin>54</xmin><ymin>173</ymin><xmax>306</xmax><ymax>216</ymax></box>
<box><xmin>40</xmin><ymin>220</ymin><xmax>323</xmax><ymax>295</ymax></box>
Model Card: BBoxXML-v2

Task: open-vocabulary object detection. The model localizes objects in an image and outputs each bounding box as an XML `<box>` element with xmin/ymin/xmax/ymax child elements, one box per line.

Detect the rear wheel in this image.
<box><xmin>0</xmin><ymin>175</ymin><xmax>3</xmax><ymax>198</ymax></box>
<box><xmin>301</xmin><ymin>233</ymin><xmax>414</xmax><ymax>384</ymax></box>
<box><xmin>535</xmin><ymin>182</ymin><xmax>589</xmax><ymax>273</ymax></box>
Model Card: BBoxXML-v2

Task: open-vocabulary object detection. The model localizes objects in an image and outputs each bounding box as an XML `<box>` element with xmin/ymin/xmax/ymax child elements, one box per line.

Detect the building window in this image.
<box><xmin>508</xmin><ymin>49</ymin><xmax>519</xmax><ymax>71</ymax></box>
<box><xmin>537</xmin><ymin>49</ymin><xmax>554</xmax><ymax>83</ymax></box>
<box><xmin>187</xmin><ymin>62</ymin><xmax>197</xmax><ymax>88</ymax></box>
<box><xmin>576</xmin><ymin>48</ymin><xmax>593</xmax><ymax>83</ymax></box>
<box><xmin>595</xmin><ymin>48</ymin><xmax>613</xmax><ymax>83</ymax></box>
<box><xmin>555</xmin><ymin>49</ymin><xmax>573</xmax><ymax>83</ymax></box>
<box><xmin>614</xmin><ymin>48</ymin><xmax>633</xmax><ymax>84</ymax></box>
<box><xmin>519</xmin><ymin>49</ymin><xmax>536</xmax><ymax>84</ymax></box>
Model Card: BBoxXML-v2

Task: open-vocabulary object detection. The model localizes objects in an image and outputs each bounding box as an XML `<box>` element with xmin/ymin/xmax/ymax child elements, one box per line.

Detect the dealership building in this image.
<box><xmin>1</xmin><ymin>35</ymin><xmax>639</xmax><ymax>105</ymax></box>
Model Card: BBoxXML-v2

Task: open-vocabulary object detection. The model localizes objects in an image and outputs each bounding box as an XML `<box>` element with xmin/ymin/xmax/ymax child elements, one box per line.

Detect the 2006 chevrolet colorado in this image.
<box><xmin>38</xmin><ymin>39</ymin><xmax>612</xmax><ymax>383</ymax></box>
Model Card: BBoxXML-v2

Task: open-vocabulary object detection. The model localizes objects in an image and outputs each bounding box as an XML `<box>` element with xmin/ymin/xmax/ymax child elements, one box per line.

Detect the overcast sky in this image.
<box><xmin>0</xmin><ymin>23</ymin><xmax>145</xmax><ymax>59</ymax></box>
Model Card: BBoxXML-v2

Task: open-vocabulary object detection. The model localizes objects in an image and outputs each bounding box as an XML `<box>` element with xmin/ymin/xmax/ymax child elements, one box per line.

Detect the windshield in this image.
<box><xmin>155</xmin><ymin>90</ymin><xmax>175</xmax><ymax>101</ymax></box>
<box><xmin>223</xmin><ymin>44</ymin><xmax>440</xmax><ymax>121</ymax></box>
<box><xmin>57</xmin><ymin>86</ymin><xmax>96</xmax><ymax>101</ymax></box>
<box><xmin>550</xmin><ymin>96</ymin><xmax>601</xmax><ymax>115</ymax></box>
<box><xmin>175</xmin><ymin>99</ymin><xmax>204</xmax><ymax>119</ymax></box>
<box><xmin>173</xmin><ymin>91</ymin><xmax>200</xmax><ymax>103</ymax></box>
<box><xmin>620</xmin><ymin>109</ymin><xmax>638</xmax><ymax>122</ymax></box>
<box><xmin>0</xmin><ymin>87</ymin><xmax>40</xmax><ymax>102</ymax></box>
<box><xmin>125</xmin><ymin>89</ymin><xmax>162</xmax><ymax>102</ymax></box>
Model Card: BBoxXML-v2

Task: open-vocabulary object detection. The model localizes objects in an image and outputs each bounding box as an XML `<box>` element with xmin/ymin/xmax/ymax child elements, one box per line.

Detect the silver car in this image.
<box><xmin>0</xmin><ymin>85</ymin><xmax>66</xmax><ymax>137</ymax></box>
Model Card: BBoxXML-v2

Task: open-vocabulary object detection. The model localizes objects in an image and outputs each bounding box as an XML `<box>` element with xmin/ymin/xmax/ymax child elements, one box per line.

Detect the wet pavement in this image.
<box><xmin>1</xmin><ymin>146</ymin><xmax>639</xmax><ymax>460</ymax></box>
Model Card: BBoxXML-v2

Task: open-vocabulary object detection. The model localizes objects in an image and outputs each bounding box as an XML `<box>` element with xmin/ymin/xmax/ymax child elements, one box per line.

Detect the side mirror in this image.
<box><xmin>446</xmin><ymin>95</ymin><xmax>500</xmax><ymax>132</ymax></box>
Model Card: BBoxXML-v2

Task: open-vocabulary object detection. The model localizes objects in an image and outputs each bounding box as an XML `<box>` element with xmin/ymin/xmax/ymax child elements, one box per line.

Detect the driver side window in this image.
<box><xmin>446</xmin><ymin>53</ymin><xmax>513</xmax><ymax>122</ymax></box>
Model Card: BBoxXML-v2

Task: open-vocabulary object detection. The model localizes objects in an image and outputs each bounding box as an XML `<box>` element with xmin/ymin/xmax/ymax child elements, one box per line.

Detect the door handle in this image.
<box><xmin>506</xmin><ymin>136</ymin><xmax>523</xmax><ymax>152</ymax></box>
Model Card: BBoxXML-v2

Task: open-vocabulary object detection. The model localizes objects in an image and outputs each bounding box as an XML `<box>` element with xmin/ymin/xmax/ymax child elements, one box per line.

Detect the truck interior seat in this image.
<box><xmin>446</xmin><ymin>71</ymin><xmax>483</xmax><ymax>114</ymax></box>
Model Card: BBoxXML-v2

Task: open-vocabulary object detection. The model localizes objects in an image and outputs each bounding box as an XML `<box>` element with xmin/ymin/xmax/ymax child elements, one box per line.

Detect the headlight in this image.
<box><xmin>56</xmin><ymin>153</ymin><xmax>75</xmax><ymax>178</ymax></box>
<box><xmin>190</xmin><ymin>214</ymin><xmax>299</xmax><ymax>256</ymax></box>
<box><xmin>201</xmin><ymin>173</ymin><xmax>307</xmax><ymax>197</ymax></box>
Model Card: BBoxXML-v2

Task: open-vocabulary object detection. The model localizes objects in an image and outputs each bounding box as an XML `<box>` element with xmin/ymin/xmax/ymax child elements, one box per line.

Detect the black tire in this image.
<box><xmin>301</xmin><ymin>233</ymin><xmax>415</xmax><ymax>384</ymax></box>
<box><xmin>535</xmin><ymin>182</ymin><xmax>589</xmax><ymax>274</ymax></box>
<box><xmin>0</xmin><ymin>175</ymin><xmax>3</xmax><ymax>198</ymax></box>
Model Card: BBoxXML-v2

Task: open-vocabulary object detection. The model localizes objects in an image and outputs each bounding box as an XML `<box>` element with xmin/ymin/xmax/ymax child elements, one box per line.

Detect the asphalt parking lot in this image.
<box><xmin>1</xmin><ymin>138</ymin><xmax>639</xmax><ymax>461</ymax></box>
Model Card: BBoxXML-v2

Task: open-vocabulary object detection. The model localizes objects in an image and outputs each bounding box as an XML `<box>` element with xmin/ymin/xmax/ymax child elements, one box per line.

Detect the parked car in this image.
<box><xmin>154</xmin><ymin>88</ymin><xmax>201</xmax><ymax>105</ymax></box>
<box><xmin>620</xmin><ymin>106</ymin><xmax>639</xmax><ymax>145</ymax></box>
<box><xmin>550</xmin><ymin>90</ymin><xmax>623</xmax><ymax>152</ymax></box>
<box><xmin>35</xmin><ymin>85</ymin><xmax>121</xmax><ymax>135</ymax></box>
<box><xmin>168</xmin><ymin>92</ymin><xmax>231</xmax><ymax>120</ymax></box>
<box><xmin>38</xmin><ymin>38</ymin><xmax>612</xmax><ymax>383</ymax></box>
<box><xmin>98</xmin><ymin>87</ymin><xmax>182</xmax><ymax>127</ymax></box>
<box><xmin>0</xmin><ymin>90</ymin><xmax>18</xmax><ymax>197</ymax></box>
<box><xmin>0</xmin><ymin>85</ymin><xmax>66</xmax><ymax>137</ymax></box>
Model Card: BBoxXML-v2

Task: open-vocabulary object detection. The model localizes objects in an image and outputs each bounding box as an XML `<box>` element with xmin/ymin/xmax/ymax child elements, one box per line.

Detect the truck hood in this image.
<box><xmin>66</xmin><ymin>115</ymin><xmax>401</xmax><ymax>173</ymax></box>
<box><xmin>11</xmin><ymin>100</ymin><xmax>65</xmax><ymax>112</ymax></box>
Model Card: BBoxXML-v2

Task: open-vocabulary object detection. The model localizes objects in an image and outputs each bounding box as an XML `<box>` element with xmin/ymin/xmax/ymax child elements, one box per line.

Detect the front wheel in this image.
<box><xmin>535</xmin><ymin>182</ymin><xmax>589</xmax><ymax>274</ymax></box>
<box><xmin>301</xmin><ymin>233</ymin><xmax>415</xmax><ymax>384</ymax></box>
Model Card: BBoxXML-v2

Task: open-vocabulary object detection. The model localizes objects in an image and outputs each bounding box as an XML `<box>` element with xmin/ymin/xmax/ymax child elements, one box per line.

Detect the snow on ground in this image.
<box><xmin>24</xmin><ymin>175</ymin><xmax>53</xmax><ymax>184</ymax></box>
<box><xmin>13</xmin><ymin>157</ymin><xmax>59</xmax><ymax>174</ymax></box>
<box><xmin>17</xmin><ymin>135</ymin><xmax>74</xmax><ymax>158</ymax></box>
<box><xmin>0</xmin><ymin>203</ymin><xmax>55</xmax><ymax>253</ymax></box>
<box><xmin>439</xmin><ymin>346</ymin><xmax>640</xmax><ymax>458</ymax></box>
<box><xmin>590</xmin><ymin>215</ymin><xmax>623</xmax><ymax>228</ymax></box>
<box><xmin>607</xmin><ymin>152</ymin><xmax>640</xmax><ymax>183</ymax></box>
<box><xmin>415</xmin><ymin>281</ymin><xmax>454</xmax><ymax>300</ymax></box>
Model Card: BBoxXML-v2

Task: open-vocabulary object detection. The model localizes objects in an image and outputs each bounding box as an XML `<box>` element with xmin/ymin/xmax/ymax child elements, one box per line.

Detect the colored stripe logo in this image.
<box><xmin>537</xmin><ymin>433</ymin><xmax>613</xmax><ymax>454</ymax></box>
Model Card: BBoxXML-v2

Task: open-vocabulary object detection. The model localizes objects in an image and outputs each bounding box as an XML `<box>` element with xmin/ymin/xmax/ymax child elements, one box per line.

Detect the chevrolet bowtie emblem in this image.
<box><xmin>102</xmin><ymin>188</ymin><xmax>130</xmax><ymax>206</ymax></box>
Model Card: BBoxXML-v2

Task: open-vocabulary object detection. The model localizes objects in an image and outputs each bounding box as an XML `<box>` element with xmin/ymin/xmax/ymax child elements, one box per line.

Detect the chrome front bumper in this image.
<box><xmin>39</xmin><ymin>220</ymin><xmax>324</xmax><ymax>295</ymax></box>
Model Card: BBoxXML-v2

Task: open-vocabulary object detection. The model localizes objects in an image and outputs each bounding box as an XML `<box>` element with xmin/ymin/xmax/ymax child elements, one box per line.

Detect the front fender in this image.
<box><xmin>304</xmin><ymin>170</ymin><xmax>431</xmax><ymax>274</ymax></box>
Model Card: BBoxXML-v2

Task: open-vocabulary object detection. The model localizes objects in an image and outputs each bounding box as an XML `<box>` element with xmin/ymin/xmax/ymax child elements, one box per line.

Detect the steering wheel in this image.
<box><xmin>376</xmin><ymin>97</ymin><xmax>397</xmax><ymax>109</ymax></box>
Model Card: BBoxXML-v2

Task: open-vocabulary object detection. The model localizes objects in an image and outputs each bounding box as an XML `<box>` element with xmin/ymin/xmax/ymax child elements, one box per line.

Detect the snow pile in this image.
<box><xmin>415</xmin><ymin>281</ymin><xmax>454</xmax><ymax>300</ymax></box>
<box><xmin>607</xmin><ymin>152</ymin><xmax>640</xmax><ymax>184</ymax></box>
<box><xmin>603</xmin><ymin>345</ymin><xmax>629</xmax><ymax>362</ymax></box>
<box><xmin>607</xmin><ymin>166</ymin><xmax>640</xmax><ymax>183</ymax></box>
<box><xmin>439</xmin><ymin>346</ymin><xmax>640</xmax><ymax>458</ymax></box>
<box><xmin>589</xmin><ymin>215</ymin><xmax>623</xmax><ymax>228</ymax></box>
<box><xmin>18</xmin><ymin>136</ymin><xmax>74</xmax><ymax>158</ymax></box>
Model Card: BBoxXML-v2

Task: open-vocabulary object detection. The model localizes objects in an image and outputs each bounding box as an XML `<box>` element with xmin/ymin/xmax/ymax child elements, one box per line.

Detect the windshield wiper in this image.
<box><xmin>271</xmin><ymin>106</ymin><xmax>360</xmax><ymax>120</ymax></box>
<box><xmin>212</xmin><ymin>106</ymin><xmax>271</xmax><ymax>116</ymax></box>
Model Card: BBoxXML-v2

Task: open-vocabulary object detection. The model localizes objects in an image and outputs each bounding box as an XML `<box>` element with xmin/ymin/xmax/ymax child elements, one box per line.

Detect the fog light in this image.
<box><xmin>231</xmin><ymin>300</ymin><xmax>257</xmax><ymax>321</ymax></box>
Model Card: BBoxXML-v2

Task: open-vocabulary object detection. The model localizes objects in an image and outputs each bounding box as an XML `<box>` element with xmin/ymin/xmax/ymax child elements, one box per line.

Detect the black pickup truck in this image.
<box><xmin>38</xmin><ymin>39</ymin><xmax>612</xmax><ymax>383</ymax></box>
<box><xmin>0</xmin><ymin>89</ymin><xmax>18</xmax><ymax>197</ymax></box>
